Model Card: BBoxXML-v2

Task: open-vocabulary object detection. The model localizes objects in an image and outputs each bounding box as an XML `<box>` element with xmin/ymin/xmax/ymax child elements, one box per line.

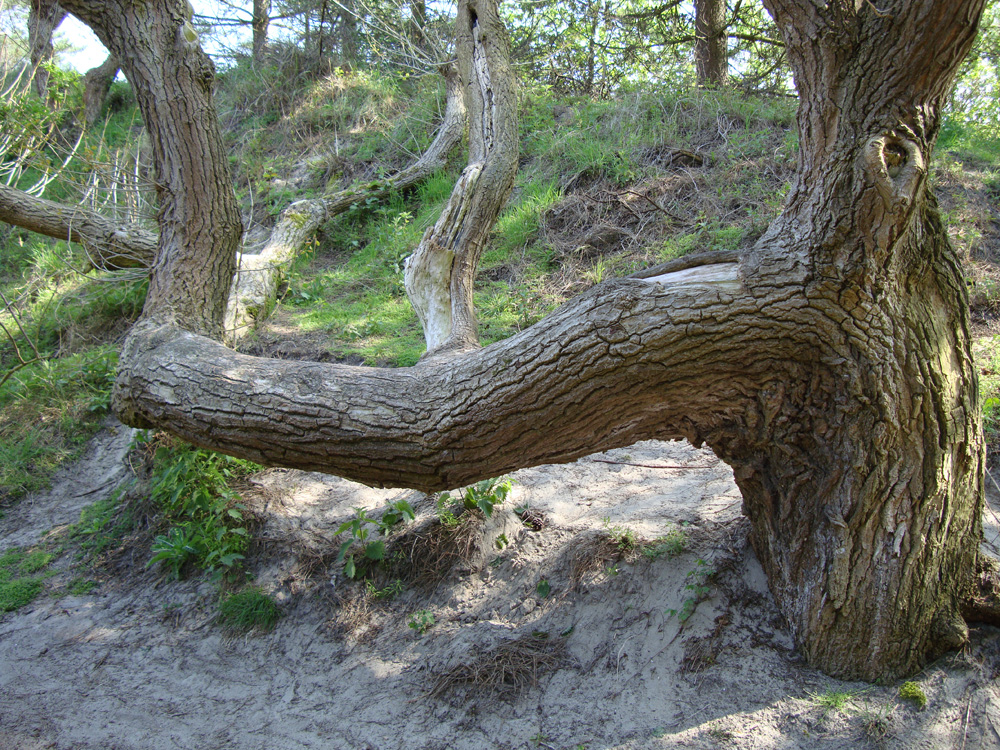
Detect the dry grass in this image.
<box><xmin>376</xmin><ymin>511</ymin><xmax>490</xmax><ymax>590</ymax></box>
<box><xmin>428</xmin><ymin>633</ymin><xmax>569</xmax><ymax>701</ymax></box>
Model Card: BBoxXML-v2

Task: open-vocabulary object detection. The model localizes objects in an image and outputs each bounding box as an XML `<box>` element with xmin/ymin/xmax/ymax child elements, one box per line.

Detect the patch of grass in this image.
<box><xmin>641</xmin><ymin>523</ymin><xmax>689</xmax><ymax>560</ymax></box>
<box><xmin>602</xmin><ymin>517</ymin><xmax>638</xmax><ymax>552</ymax></box>
<box><xmin>218</xmin><ymin>586</ymin><xmax>282</xmax><ymax>634</ymax></box>
<box><xmin>68</xmin><ymin>487</ymin><xmax>135</xmax><ymax>560</ymax></box>
<box><xmin>0</xmin><ymin>547</ymin><xmax>54</xmax><ymax>612</ymax></box>
<box><xmin>808</xmin><ymin>688</ymin><xmax>858</xmax><ymax>719</ymax></box>
<box><xmin>66</xmin><ymin>577</ymin><xmax>99</xmax><ymax>596</ymax></box>
<box><xmin>976</xmin><ymin>336</ymin><xmax>1000</xmax><ymax>458</ymax></box>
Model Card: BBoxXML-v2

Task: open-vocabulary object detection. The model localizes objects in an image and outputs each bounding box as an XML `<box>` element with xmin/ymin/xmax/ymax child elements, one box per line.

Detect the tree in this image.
<box><xmin>27</xmin><ymin>0</ymin><xmax>66</xmax><ymax>98</ymax></box>
<box><xmin>253</xmin><ymin>0</ymin><xmax>270</xmax><ymax>60</ymax></box>
<box><xmin>28</xmin><ymin>0</ymin><xmax>993</xmax><ymax>681</ymax></box>
<box><xmin>694</xmin><ymin>0</ymin><xmax>726</xmax><ymax>86</ymax></box>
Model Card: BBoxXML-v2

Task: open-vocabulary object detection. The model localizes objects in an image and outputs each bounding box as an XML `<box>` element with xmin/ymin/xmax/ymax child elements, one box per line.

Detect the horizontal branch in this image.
<box><xmin>114</xmin><ymin>261</ymin><xmax>785</xmax><ymax>492</ymax></box>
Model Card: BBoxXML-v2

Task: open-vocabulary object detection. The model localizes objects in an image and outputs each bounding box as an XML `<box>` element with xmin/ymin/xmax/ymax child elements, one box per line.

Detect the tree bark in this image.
<box><xmin>28</xmin><ymin>0</ymin><xmax>67</xmax><ymax>99</ymax></box>
<box><xmin>253</xmin><ymin>0</ymin><xmax>270</xmax><ymax>61</ymax></box>
<box><xmin>694</xmin><ymin>0</ymin><xmax>727</xmax><ymax>86</ymax></box>
<box><xmin>82</xmin><ymin>54</ymin><xmax>120</xmax><ymax>126</ymax></box>
<box><xmin>64</xmin><ymin>0</ymin><xmax>988</xmax><ymax>682</ymax></box>
<box><xmin>403</xmin><ymin>0</ymin><xmax>518</xmax><ymax>357</ymax></box>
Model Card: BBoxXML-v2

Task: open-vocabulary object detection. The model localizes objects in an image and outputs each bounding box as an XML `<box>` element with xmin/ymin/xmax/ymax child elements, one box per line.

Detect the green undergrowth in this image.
<box><xmin>0</xmin><ymin>239</ymin><xmax>147</xmax><ymax>505</ymax></box>
<box><xmin>147</xmin><ymin>438</ymin><xmax>262</xmax><ymax>580</ymax></box>
<box><xmin>0</xmin><ymin>547</ymin><xmax>55</xmax><ymax>612</ymax></box>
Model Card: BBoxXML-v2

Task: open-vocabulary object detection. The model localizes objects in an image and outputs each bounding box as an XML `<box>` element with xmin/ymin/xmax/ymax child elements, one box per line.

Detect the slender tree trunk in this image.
<box><xmin>62</xmin><ymin>0</ymin><xmax>988</xmax><ymax>682</ymax></box>
<box><xmin>253</xmin><ymin>0</ymin><xmax>270</xmax><ymax>62</ymax></box>
<box><xmin>28</xmin><ymin>0</ymin><xmax>66</xmax><ymax>99</ymax></box>
<box><xmin>82</xmin><ymin>54</ymin><xmax>120</xmax><ymax>126</ymax></box>
<box><xmin>695</xmin><ymin>0</ymin><xmax>727</xmax><ymax>86</ymax></box>
<box><xmin>403</xmin><ymin>0</ymin><xmax>517</xmax><ymax>357</ymax></box>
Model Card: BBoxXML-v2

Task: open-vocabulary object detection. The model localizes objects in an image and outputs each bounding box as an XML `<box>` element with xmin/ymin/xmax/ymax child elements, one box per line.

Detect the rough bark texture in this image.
<box><xmin>403</xmin><ymin>0</ymin><xmax>518</xmax><ymax>356</ymax></box>
<box><xmin>82</xmin><ymin>54</ymin><xmax>120</xmax><ymax>126</ymax></box>
<box><xmin>28</xmin><ymin>0</ymin><xmax>66</xmax><ymax>99</ymax></box>
<box><xmin>65</xmin><ymin>0</ymin><xmax>988</xmax><ymax>682</ymax></box>
<box><xmin>695</xmin><ymin>0</ymin><xmax>727</xmax><ymax>87</ymax></box>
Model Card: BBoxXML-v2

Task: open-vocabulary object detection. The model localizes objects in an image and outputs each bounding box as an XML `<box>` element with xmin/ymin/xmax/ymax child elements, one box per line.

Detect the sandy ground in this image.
<box><xmin>2</xmin><ymin>425</ymin><xmax>1000</xmax><ymax>750</ymax></box>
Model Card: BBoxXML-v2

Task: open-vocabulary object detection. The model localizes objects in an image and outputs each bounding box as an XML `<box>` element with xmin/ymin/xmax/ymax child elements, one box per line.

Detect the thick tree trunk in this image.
<box><xmin>82</xmin><ymin>54</ymin><xmax>120</xmax><ymax>126</ymax></box>
<box><xmin>28</xmin><ymin>0</ymin><xmax>67</xmax><ymax>99</ymax></box>
<box><xmin>694</xmin><ymin>0</ymin><xmax>727</xmax><ymax>87</ymax></box>
<box><xmin>403</xmin><ymin>0</ymin><xmax>517</xmax><ymax>356</ymax></box>
<box><xmin>65</xmin><ymin>0</ymin><xmax>987</xmax><ymax>682</ymax></box>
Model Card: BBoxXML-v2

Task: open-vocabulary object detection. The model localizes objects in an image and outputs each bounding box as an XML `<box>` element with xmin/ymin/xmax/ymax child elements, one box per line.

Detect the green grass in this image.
<box><xmin>975</xmin><ymin>336</ymin><xmax>1000</xmax><ymax>456</ymax></box>
<box><xmin>0</xmin><ymin>547</ymin><xmax>55</xmax><ymax>612</ymax></box>
<box><xmin>218</xmin><ymin>586</ymin><xmax>282</xmax><ymax>634</ymax></box>
<box><xmin>68</xmin><ymin>487</ymin><xmax>135</xmax><ymax>560</ymax></box>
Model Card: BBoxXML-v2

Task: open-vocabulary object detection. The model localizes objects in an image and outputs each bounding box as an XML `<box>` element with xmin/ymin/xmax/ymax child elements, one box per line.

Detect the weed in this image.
<box><xmin>536</xmin><ymin>579</ymin><xmax>551</xmax><ymax>598</ymax></box>
<box><xmin>808</xmin><ymin>689</ymin><xmax>857</xmax><ymax>718</ymax></box>
<box><xmin>147</xmin><ymin>441</ymin><xmax>260</xmax><ymax>580</ymax></box>
<box><xmin>218</xmin><ymin>586</ymin><xmax>282</xmax><ymax>634</ymax></box>
<box><xmin>859</xmin><ymin>700</ymin><xmax>896</xmax><ymax>747</ymax></box>
<box><xmin>408</xmin><ymin>608</ymin><xmax>435</xmax><ymax>634</ymax></box>
<box><xmin>602</xmin><ymin>517</ymin><xmax>638</xmax><ymax>552</ymax></box>
<box><xmin>68</xmin><ymin>487</ymin><xmax>134</xmax><ymax>560</ymax></box>
<box><xmin>666</xmin><ymin>559</ymin><xmax>715</xmax><ymax>623</ymax></box>
<box><xmin>365</xmin><ymin>578</ymin><xmax>404</xmax><ymax>600</ymax></box>
<box><xmin>437</xmin><ymin>477</ymin><xmax>513</xmax><ymax>525</ymax></box>
<box><xmin>336</xmin><ymin>498</ymin><xmax>416</xmax><ymax>578</ymax></box>
<box><xmin>640</xmin><ymin>523</ymin><xmax>689</xmax><ymax>560</ymax></box>
<box><xmin>898</xmin><ymin>680</ymin><xmax>928</xmax><ymax>709</ymax></box>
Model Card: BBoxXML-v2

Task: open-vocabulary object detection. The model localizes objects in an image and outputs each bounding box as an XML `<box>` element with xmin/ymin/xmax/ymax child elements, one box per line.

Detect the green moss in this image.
<box><xmin>898</xmin><ymin>681</ymin><xmax>928</xmax><ymax>709</ymax></box>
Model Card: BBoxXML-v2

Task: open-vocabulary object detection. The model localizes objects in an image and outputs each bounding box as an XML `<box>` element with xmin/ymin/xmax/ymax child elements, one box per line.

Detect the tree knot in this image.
<box><xmin>863</xmin><ymin>132</ymin><xmax>925</xmax><ymax>214</ymax></box>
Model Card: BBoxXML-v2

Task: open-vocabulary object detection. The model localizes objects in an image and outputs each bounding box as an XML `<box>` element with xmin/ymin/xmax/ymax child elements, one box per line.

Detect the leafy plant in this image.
<box><xmin>336</xmin><ymin>498</ymin><xmax>416</xmax><ymax>578</ymax></box>
<box><xmin>218</xmin><ymin>586</ymin><xmax>282</xmax><ymax>634</ymax></box>
<box><xmin>146</xmin><ymin>442</ymin><xmax>259</xmax><ymax>580</ymax></box>
<box><xmin>408</xmin><ymin>608</ymin><xmax>435</xmax><ymax>634</ymax></box>
<box><xmin>640</xmin><ymin>523</ymin><xmax>689</xmax><ymax>560</ymax></box>
<box><xmin>666</xmin><ymin>558</ymin><xmax>715</xmax><ymax>623</ymax></box>
<box><xmin>436</xmin><ymin>476</ymin><xmax>513</xmax><ymax>526</ymax></box>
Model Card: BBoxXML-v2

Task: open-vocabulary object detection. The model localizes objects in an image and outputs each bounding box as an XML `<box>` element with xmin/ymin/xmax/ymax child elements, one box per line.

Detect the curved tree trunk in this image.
<box><xmin>403</xmin><ymin>0</ymin><xmax>518</xmax><ymax>356</ymax></box>
<box><xmin>225</xmin><ymin>61</ymin><xmax>467</xmax><ymax>342</ymax></box>
<box><xmin>63</xmin><ymin>0</ymin><xmax>987</xmax><ymax>682</ymax></box>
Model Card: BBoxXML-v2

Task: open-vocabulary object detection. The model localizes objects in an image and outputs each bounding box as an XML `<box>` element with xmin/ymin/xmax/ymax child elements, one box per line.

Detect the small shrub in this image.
<box><xmin>218</xmin><ymin>587</ymin><xmax>282</xmax><ymax>634</ymax></box>
<box><xmin>436</xmin><ymin>476</ymin><xmax>513</xmax><ymax>526</ymax></box>
<box><xmin>147</xmin><ymin>441</ymin><xmax>260</xmax><ymax>579</ymax></box>
<box><xmin>602</xmin><ymin>517</ymin><xmax>638</xmax><ymax>552</ymax></box>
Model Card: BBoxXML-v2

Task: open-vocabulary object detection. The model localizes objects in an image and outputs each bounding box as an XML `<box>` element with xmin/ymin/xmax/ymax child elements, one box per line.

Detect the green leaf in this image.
<box><xmin>344</xmin><ymin>556</ymin><xmax>356</xmax><ymax>579</ymax></box>
<box><xmin>536</xmin><ymin>579</ymin><xmax>551</xmax><ymax>598</ymax></box>
<box><xmin>364</xmin><ymin>540</ymin><xmax>385</xmax><ymax>561</ymax></box>
<box><xmin>336</xmin><ymin>540</ymin><xmax>354</xmax><ymax>563</ymax></box>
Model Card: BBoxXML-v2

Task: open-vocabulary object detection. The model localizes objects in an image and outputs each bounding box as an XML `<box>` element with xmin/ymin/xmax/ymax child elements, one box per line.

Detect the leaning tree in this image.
<box><xmin>27</xmin><ymin>0</ymin><xmax>991</xmax><ymax>680</ymax></box>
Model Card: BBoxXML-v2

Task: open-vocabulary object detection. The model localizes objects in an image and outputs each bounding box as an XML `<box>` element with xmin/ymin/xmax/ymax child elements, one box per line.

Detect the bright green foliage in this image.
<box><xmin>336</xmin><ymin>498</ymin><xmax>416</xmax><ymax>578</ymax></box>
<box><xmin>898</xmin><ymin>681</ymin><xmax>928</xmax><ymax>709</ymax></box>
<box><xmin>0</xmin><ymin>547</ymin><xmax>53</xmax><ymax>612</ymax></box>
<box><xmin>602</xmin><ymin>517</ymin><xmax>638</xmax><ymax>552</ymax></box>
<box><xmin>436</xmin><ymin>477</ymin><xmax>513</xmax><ymax>527</ymax></box>
<box><xmin>147</xmin><ymin>442</ymin><xmax>260</xmax><ymax>580</ymax></box>
<box><xmin>218</xmin><ymin>586</ymin><xmax>282</xmax><ymax>634</ymax></box>
<box><xmin>666</xmin><ymin>558</ymin><xmax>715</xmax><ymax>623</ymax></box>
